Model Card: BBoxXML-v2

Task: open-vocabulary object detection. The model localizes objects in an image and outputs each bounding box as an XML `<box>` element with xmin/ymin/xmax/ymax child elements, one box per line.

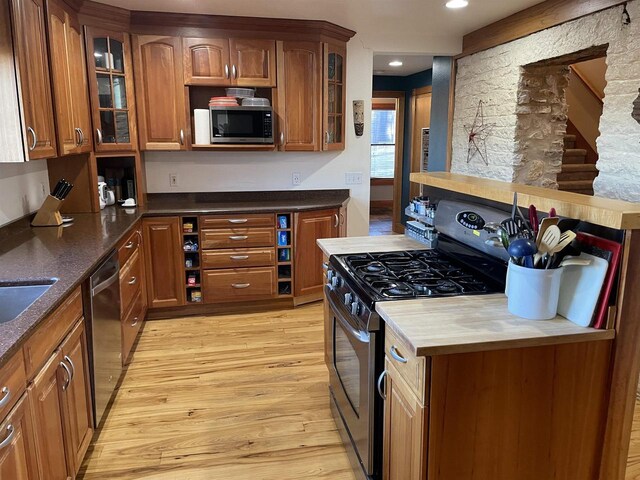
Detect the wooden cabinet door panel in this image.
<box><xmin>28</xmin><ymin>351</ymin><xmax>69</xmax><ymax>480</ymax></box>
<box><xmin>183</xmin><ymin>37</ymin><xmax>231</xmax><ymax>86</ymax></box>
<box><xmin>383</xmin><ymin>360</ymin><xmax>427</xmax><ymax>480</ymax></box>
<box><xmin>47</xmin><ymin>0</ymin><xmax>92</xmax><ymax>156</ymax></box>
<box><xmin>142</xmin><ymin>217</ymin><xmax>185</xmax><ymax>308</ymax></box>
<box><xmin>10</xmin><ymin>0</ymin><xmax>57</xmax><ymax>159</ymax></box>
<box><xmin>133</xmin><ymin>36</ymin><xmax>186</xmax><ymax>150</ymax></box>
<box><xmin>276</xmin><ymin>41</ymin><xmax>322</xmax><ymax>151</ymax></box>
<box><xmin>294</xmin><ymin>208</ymin><xmax>338</xmax><ymax>297</ymax></box>
<box><xmin>59</xmin><ymin>320</ymin><xmax>93</xmax><ymax>476</ymax></box>
<box><xmin>229</xmin><ymin>39</ymin><xmax>276</xmax><ymax>87</ymax></box>
<box><xmin>0</xmin><ymin>394</ymin><xmax>39</xmax><ymax>480</ymax></box>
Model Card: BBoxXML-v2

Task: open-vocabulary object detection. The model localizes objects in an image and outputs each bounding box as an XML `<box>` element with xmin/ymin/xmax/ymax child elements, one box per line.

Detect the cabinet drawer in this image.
<box><xmin>202</xmin><ymin>248</ymin><xmax>275</xmax><ymax>269</ymax></box>
<box><xmin>201</xmin><ymin>228</ymin><xmax>275</xmax><ymax>249</ymax></box>
<box><xmin>202</xmin><ymin>267</ymin><xmax>276</xmax><ymax>303</ymax></box>
<box><xmin>120</xmin><ymin>248</ymin><xmax>142</xmax><ymax>317</ymax></box>
<box><xmin>118</xmin><ymin>226</ymin><xmax>141</xmax><ymax>266</ymax></box>
<box><xmin>201</xmin><ymin>213</ymin><xmax>275</xmax><ymax>229</ymax></box>
<box><xmin>384</xmin><ymin>326</ymin><xmax>429</xmax><ymax>405</ymax></box>
<box><xmin>122</xmin><ymin>291</ymin><xmax>145</xmax><ymax>365</ymax></box>
<box><xmin>23</xmin><ymin>287</ymin><xmax>82</xmax><ymax>379</ymax></box>
<box><xmin>0</xmin><ymin>350</ymin><xmax>27</xmax><ymax>421</ymax></box>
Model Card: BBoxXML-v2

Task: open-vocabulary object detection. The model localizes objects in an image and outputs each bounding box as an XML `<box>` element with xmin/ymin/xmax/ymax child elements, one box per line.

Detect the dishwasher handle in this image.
<box><xmin>91</xmin><ymin>267</ymin><xmax>120</xmax><ymax>297</ymax></box>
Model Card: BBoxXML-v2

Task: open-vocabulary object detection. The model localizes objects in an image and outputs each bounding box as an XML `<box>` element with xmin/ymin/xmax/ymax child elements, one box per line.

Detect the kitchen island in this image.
<box><xmin>319</xmin><ymin>173</ymin><xmax>639</xmax><ymax>480</ymax></box>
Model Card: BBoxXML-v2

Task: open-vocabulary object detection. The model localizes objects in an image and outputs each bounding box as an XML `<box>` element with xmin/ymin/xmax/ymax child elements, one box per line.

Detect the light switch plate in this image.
<box><xmin>345</xmin><ymin>172</ymin><xmax>363</xmax><ymax>185</ymax></box>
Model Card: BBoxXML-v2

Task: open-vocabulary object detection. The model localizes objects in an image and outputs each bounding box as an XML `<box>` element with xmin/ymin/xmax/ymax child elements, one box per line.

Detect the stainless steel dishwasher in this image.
<box><xmin>90</xmin><ymin>250</ymin><xmax>122</xmax><ymax>426</ymax></box>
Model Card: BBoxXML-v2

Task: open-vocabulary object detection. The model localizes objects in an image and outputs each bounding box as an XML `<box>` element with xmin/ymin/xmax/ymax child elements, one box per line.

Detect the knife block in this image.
<box><xmin>31</xmin><ymin>195</ymin><xmax>64</xmax><ymax>227</ymax></box>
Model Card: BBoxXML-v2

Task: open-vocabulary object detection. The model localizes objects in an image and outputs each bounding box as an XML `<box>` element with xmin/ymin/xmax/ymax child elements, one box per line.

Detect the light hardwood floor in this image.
<box><xmin>79</xmin><ymin>303</ymin><xmax>356</xmax><ymax>479</ymax></box>
<box><xmin>79</xmin><ymin>301</ymin><xmax>640</xmax><ymax>479</ymax></box>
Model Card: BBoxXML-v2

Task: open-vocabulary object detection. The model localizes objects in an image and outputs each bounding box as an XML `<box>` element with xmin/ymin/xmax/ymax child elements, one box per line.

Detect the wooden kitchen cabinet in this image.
<box><xmin>142</xmin><ymin>217</ymin><xmax>185</xmax><ymax>308</ymax></box>
<box><xmin>0</xmin><ymin>394</ymin><xmax>39</xmax><ymax>480</ymax></box>
<box><xmin>58</xmin><ymin>321</ymin><xmax>93</xmax><ymax>475</ymax></box>
<box><xmin>85</xmin><ymin>27</ymin><xmax>138</xmax><ymax>152</ymax></box>
<box><xmin>322</xmin><ymin>42</ymin><xmax>346</xmax><ymax>151</ymax></box>
<box><xmin>382</xmin><ymin>358</ymin><xmax>427</xmax><ymax>480</ymax></box>
<box><xmin>183</xmin><ymin>37</ymin><xmax>276</xmax><ymax>87</ymax></box>
<box><xmin>46</xmin><ymin>0</ymin><xmax>92</xmax><ymax>157</ymax></box>
<box><xmin>10</xmin><ymin>0</ymin><xmax>57</xmax><ymax>160</ymax></box>
<box><xmin>294</xmin><ymin>208</ymin><xmax>339</xmax><ymax>297</ymax></box>
<box><xmin>28</xmin><ymin>350</ymin><xmax>69</xmax><ymax>480</ymax></box>
<box><xmin>133</xmin><ymin>35</ymin><xmax>187</xmax><ymax>151</ymax></box>
<box><xmin>276</xmin><ymin>41</ymin><xmax>322</xmax><ymax>151</ymax></box>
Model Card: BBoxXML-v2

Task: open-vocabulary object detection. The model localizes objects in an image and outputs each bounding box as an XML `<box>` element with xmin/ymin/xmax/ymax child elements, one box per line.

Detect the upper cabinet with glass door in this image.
<box><xmin>85</xmin><ymin>27</ymin><xmax>138</xmax><ymax>152</ymax></box>
<box><xmin>323</xmin><ymin>42</ymin><xmax>346</xmax><ymax>151</ymax></box>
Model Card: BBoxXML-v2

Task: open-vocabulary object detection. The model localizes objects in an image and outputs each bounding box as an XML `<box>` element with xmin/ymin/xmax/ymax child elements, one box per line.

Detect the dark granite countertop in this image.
<box><xmin>0</xmin><ymin>190</ymin><xmax>349</xmax><ymax>365</ymax></box>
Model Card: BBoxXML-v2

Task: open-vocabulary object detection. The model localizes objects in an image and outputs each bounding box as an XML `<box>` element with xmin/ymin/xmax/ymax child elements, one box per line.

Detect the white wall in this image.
<box><xmin>370</xmin><ymin>184</ymin><xmax>393</xmax><ymax>202</ymax></box>
<box><xmin>0</xmin><ymin>161</ymin><xmax>49</xmax><ymax>227</ymax></box>
<box><xmin>145</xmin><ymin>37</ymin><xmax>374</xmax><ymax>236</ymax></box>
<box><xmin>450</xmin><ymin>2</ymin><xmax>640</xmax><ymax>202</ymax></box>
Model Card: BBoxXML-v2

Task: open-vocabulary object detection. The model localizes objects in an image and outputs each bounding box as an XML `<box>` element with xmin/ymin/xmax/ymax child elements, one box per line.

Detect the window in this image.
<box><xmin>371</xmin><ymin>106</ymin><xmax>397</xmax><ymax>179</ymax></box>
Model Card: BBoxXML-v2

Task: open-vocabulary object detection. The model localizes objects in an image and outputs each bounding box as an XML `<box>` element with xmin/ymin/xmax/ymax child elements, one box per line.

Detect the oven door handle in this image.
<box><xmin>326</xmin><ymin>286</ymin><xmax>369</xmax><ymax>344</ymax></box>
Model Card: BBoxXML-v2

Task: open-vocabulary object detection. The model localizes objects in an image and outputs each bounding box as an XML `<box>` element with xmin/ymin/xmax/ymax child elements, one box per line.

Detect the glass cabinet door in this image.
<box><xmin>324</xmin><ymin>43</ymin><xmax>346</xmax><ymax>151</ymax></box>
<box><xmin>86</xmin><ymin>27</ymin><xmax>136</xmax><ymax>151</ymax></box>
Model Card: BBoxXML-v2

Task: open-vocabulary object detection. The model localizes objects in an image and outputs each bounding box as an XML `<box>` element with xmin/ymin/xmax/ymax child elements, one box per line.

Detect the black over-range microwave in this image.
<box><xmin>209</xmin><ymin>106</ymin><xmax>274</xmax><ymax>144</ymax></box>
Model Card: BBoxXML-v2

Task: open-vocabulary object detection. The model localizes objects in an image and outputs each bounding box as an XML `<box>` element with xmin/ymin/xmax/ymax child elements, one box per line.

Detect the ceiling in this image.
<box><xmin>94</xmin><ymin>0</ymin><xmax>544</xmax><ymax>55</ymax></box>
<box><xmin>373</xmin><ymin>54</ymin><xmax>433</xmax><ymax>76</ymax></box>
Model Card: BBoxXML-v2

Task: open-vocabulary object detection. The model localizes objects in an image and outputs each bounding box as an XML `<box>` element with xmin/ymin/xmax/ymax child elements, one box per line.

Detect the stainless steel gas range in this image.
<box><xmin>325</xmin><ymin>200</ymin><xmax>513</xmax><ymax>480</ymax></box>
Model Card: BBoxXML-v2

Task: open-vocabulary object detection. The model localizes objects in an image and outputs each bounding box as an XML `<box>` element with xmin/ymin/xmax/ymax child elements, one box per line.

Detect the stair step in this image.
<box><xmin>563</xmin><ymin>148</ymin><xmax>588</xmax><ymax>164</ymax></box>
<box><xmin>564</xmin><ymin>134</ymin><xmax>577</xmax><ymax>142</ymax></box>
<box><xmin>558</xmin><ymin>180</ymin><xmax>595</xmax><ymax>191</ymax></box>
<box><xmin>558</xmin><ymin>164</ymin><xmax>599</xmax><ymax>181</ymax></box>
<box><xmin>560</xmin><ymin>164</ymin><xmax>598</xmax><ymax>173</ymax></box>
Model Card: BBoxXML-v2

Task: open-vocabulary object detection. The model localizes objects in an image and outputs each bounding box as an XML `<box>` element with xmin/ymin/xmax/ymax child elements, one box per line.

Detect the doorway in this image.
<box><xmin>370</xmin><ymin>92</ymin><xmax>405</xmax><ymax>236</ymax></box>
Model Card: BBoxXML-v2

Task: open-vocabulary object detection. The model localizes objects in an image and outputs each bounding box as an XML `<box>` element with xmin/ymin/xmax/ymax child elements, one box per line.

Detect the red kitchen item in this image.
<box><xmin>575</xmin><ymin>232</ymin><xmax>622</xmax><ymax>329</ymax></box>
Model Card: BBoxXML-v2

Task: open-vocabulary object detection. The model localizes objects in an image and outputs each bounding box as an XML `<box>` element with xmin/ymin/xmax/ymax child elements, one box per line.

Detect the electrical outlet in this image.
<box><xmin>292</xmin><ymin>172</ymin><xmax>301</xmax><ymax>186</ymax></box>
<box><xmin>169</xmin><ymin>173</ymin><xmax>178</xmax><ymax>187</ymax></box>
<box><xmin>345</xmin><ymin>172</ymin><xmax>363</xmax><ymax>185</ymax></box>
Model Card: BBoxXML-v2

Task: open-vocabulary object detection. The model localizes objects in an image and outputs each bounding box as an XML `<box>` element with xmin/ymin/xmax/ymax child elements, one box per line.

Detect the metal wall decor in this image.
<box><xmin>464</xmin><ymin>100</ymin><xmax>495</xmax><ymax>165</ymax></box>
<box><xmin>353</xmin><ymin>100</ymin><xmax>364</xmax><ymax>136</ymax></box>
<box><xmin>633</xmin><ymin>88</ymin><xmax>640</xmax><ymax>125</ymax></box>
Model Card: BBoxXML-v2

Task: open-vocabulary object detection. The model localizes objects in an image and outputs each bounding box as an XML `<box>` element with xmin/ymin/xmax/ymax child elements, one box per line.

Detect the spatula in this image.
<box><xmin>534</xmin><ymin>225</ymin><xmax>560</xmax><ymax>267</ymax></box>
<box><xmin>536</xmin><ymin>216</ymin><xmax>559</xmax><ymax>248</ymax></box>
<box><xmin>546</xmin><ymin>230</ymin><xmax>577</xmax><ymax>269</ymax></box>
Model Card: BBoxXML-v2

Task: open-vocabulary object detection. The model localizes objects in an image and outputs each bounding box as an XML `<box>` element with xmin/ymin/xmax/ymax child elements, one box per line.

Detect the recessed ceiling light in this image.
<box><xmin>388</xmin><ymin>60</ymin><xmax>403</xmax><ymax>67</ymax></box>
<box><xmin>446</xmin><ymin>0</ymin><xmax>469</xmax><ymax>8</ymax></box>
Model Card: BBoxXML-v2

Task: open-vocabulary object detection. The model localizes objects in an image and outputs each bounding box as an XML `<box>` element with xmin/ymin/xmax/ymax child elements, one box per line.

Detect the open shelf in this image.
<box><xmin>191</xmin><ymin>144</ymin><xmax>276</xmax><ymax>151</ymax></box>
<box><xmin>182</xmin><ymin>216</ymin><xmax>202</xmax><ymax>303</ymax></box>
<box><xmin>275</xmin><ymin>213</ymin><xmax>294</xmax><ymax>297</ymax></box>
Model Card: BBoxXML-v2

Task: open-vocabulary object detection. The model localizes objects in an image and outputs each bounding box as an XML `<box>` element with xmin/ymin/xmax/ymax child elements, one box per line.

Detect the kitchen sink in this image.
<box><xmin>0</xmin><ymin>280</ymin><xmax>57</xmax><ymax>324</ymax></box>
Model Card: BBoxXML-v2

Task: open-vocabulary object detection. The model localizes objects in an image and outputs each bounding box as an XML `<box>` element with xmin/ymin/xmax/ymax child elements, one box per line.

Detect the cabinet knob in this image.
<box><xmin>27</xmin><ymin>127</ymin><xmax>37</xmax><ymax>151</ymax></box>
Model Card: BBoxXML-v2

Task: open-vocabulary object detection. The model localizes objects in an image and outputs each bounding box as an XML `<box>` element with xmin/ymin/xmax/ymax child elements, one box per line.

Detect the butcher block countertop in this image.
<box><xmin>376</xmin><ymin>294</ymin><xmax>615</xmax><ymax>357</ymax></box>
<box><xmin>317</xmin><ymin>235</ymin><xmax>426</xmax><ymax>257</ymax></box>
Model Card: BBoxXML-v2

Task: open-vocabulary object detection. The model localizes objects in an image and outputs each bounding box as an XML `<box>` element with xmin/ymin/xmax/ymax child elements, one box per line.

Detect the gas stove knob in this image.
<box><xmin>350</xmin><ymin>301</ymin><xmax>360</xmax><ymax>316</ymax></box>
<box><xmin>327</xmin><ymin>270</ymin><xmax>335</xmax><ymax>282</ymax></box>
<box><xmin>331</xmin><ymin>276</ymin><xmax>339</xmax><ymax>288</ymax></box>
<box><xmin>344</xmin><ymin>292</ymin><xmax>353</xmax><ymax>306</ymax></box>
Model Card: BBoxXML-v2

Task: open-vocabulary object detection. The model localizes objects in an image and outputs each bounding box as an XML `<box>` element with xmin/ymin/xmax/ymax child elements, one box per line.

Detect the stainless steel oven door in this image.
<box><xmin>327</xmin><ymin>287</ymin><xmax>376</xmax><ymax>476</ymax></box>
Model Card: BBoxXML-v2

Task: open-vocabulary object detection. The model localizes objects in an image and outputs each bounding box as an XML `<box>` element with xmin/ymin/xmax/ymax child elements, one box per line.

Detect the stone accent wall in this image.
<box><xmin>514</xmin><ymin>65</ymin><xmax>570</xmax><ymax>188</ymax></box>
<box><xmin>451</xmin><ymin>1</ymin><xmax>640</xmax><ymax>202</ymax></box>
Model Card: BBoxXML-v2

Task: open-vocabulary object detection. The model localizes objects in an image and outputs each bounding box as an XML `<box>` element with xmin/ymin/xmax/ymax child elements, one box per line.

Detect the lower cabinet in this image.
<box><xmin>28</xmin><ymin>317</ymin><xmax>93</xmax><ymax>480</ymax></box>
<box><xmin>382</xmin><ymin>359</ymin><xmax>427</xmax><ymax>480</ymax></box>
<box><xmin>142</xmin><ymin>217</ymin><xmax>185</xmax><ymax>308</ymax></box>
<box><xmin>294</xmin><ymin>208</ymin><xmax>340</xmax><ymax>298</ymax></box>
<box><xmin>0</xmin><ymin>394</ymin><xmax>39</xmax><ymax>480</ymax></box>
<box><xmin>202</xmin><ymin>266</ymin><xmax>276</xmax><ymax>303</ymax></box>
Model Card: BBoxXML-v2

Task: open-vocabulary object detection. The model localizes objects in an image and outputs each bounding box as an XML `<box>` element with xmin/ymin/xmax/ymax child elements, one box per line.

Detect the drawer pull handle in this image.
<box><xmin>390</xmin><ymin>345</ymin><xmax>408</xmax><ymax>364</ymax></box>
<box><xmin>230</xmin><ymin>255</ymin><xmax>250</xmax><ymax>260</ymax></box>
<box><xmin>131</xmin><ymin>316</ymin><xmax>139</xmax><ymax>327</ymax></box>
<box><xmin>60</xmin><ymin>361</ymin><xmax>72</xmax><ymax>391</ymax></box>
<box><xmin>377</xmin><ymin>370</ymin><xmax>388</xmax><ymax>400</ymax></box>
<box><xmin>229</xmin><ymin>235</ymin><xmax>248</xmax><ymax>241</ymax></box>
<box><xmin>128</xmin><ymin>277</ymin><xmax>137</xmax><ymax>285</ymax></box>
<box><xmin>0</xmin><ymin>387</ymin><xmax>10</xmax><ymax>408</ymax></box>
<box><xmin>232</xmin><ymin>283</ymin><xmax>251</xmax><ymax>289</ymax></box>
<box><xmin>64</xmin><ymin>355</ymin><xmax>75</xmax><ymax>383</ymax></box>
<box><xmin>125</xmin><ymin>241</ymin><xmax>135</xmax><ymax>249</ymax></box>
<box><xmin>0</xmin><ymin>425</ymin><xmax>15</xmax><ymax>449</ymax></box>
<box><xmin>228</xmin><ymin>219</ymin><xmax>248</xmax><ymax>224</ymax></box>
<box><xmin>334</xmin><ymin>213</ymin><xmax>339</xmax><ymax>228</ymax></box>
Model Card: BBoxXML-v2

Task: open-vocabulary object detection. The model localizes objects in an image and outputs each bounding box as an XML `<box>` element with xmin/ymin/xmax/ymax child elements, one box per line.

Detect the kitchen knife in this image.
<box><xmin>59</xmin><ymin>182</ymin><xmax>73</xmax><ymax>200</ymax></box>
<box><xmin>52</xmin><ymin>179</ymin><xmax>65</xmax><ymax>199</ymax></box>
